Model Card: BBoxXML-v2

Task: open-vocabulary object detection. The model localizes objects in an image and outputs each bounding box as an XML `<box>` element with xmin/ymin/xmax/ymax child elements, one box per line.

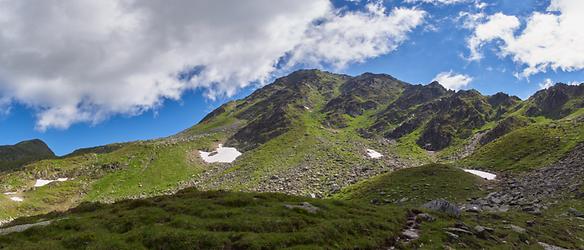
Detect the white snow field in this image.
<box><xmin>463</xmin><ymin>169</ymin><xmax>496</xmax><ymax>180</ymax></box>
<box><xmin>4</xmin><ymin>192</ymin><xmax>23</xmax><ymax>202</ymax></box>
<box><xmin>366</xmin><ymin>149</ymin><xmax>383</xmax><ymax>159</ymax></box>
<box><xmin>199</xmin><ymin>144</ymin><xmax>242</xmax><ymax>163</ymax></box>
<box><xmin>34</xmin><ymin>178</ymin><xmax>69</xmax><ymax>187</ymax></box>
<box><xmin>9</xmin><ymin>197</ymin><xmax>23</xmax><ymax>202</ymax></box>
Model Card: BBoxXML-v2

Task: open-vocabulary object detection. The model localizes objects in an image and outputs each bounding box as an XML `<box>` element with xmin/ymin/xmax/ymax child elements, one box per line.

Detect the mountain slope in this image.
<box><xmin>0</xmin><ymin>71</ymin><xmax>583</xmax><ymax>249</ymax></box>
<box><xmin>0</xmin><ymin>70</ymin><xmax>582</xmax><ymax>225</ymax></box>
<box><xmin>0</xmin><ymin>139</ymin><xmax>55</xmax><ymax>173</ymax></box>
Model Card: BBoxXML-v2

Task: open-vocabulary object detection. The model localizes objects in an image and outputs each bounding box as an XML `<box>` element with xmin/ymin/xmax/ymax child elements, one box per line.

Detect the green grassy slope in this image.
<box><xmin>335</xmin><ymin>164</ymin><xmax>487</xmax><ymax>206</ymax></box>
<box><xmin>4</xmin><ymin>161</ymin><xmax>583</xmax><ymax>249</ymax></box>
<box><xmin>0</xmin><ymin>189</ymin><xmax>405</xmax><ymax>249</ymax></box>
<box><xmin>460</xmin><ymin>118</ymin><xmax>584</xmax><ymax>172</ymax></box>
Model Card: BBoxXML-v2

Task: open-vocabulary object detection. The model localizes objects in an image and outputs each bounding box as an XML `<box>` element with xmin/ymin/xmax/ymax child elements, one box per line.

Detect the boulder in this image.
<box><xmin>509</xmin><ymin>225</ymin><xmax>526</xmax><ymax>234</ymax></box>
<box><xmin>401</xmin><ymin>229</ymin><xmax>419</xmax><ymax>239</ymax></box>
<box><xmin>422</xmin><ymin>200</ymin><xmax>461</xmax><ymax>217</ymax></box>
<box><xmin>568</xmin><ymin>208</ymin><xmax>583</xmax><ymax>218</ymax></box>
<box><xmin>538</xmin><ymin>242</ymin><xmax>569</xmax><ymax>250</ymax></box>
<box><xmin>284</xmin><ymin>202</ymin><xmax>320</xmax><ymax>214</ymax></box>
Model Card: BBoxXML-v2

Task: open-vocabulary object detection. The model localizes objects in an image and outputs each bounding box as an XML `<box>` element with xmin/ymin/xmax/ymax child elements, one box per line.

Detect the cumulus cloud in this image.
<box><xmin>467</xmin><ymin>0</ymin><xmax>584</xmax><ymax>77</ymax></box>
<box><xmin>404</xmin><ymin>0</ymin><xmax>469</xmax><ymax>4</ymax></box>
<box><xmin>457</xmin><ymin>11</ymin><xmax>486</xmax><ymax>29</ymax></box>
<box><xmin>539</xmin><ymin>78</ymin><xmax>555</xmax><ymax>89</ymax></box>
<box><xmin>0</xmin><ymin>97</ymin><xmax>10</xmax><ymax>116</ymax></box>
<box><xmin>289</xmin><ymin>3</ymin><xmax>426</xmax><ymax>68</ymax></box>
<box><xmin>433</xmin><ymin>71</ymin><xmax>473</xmax><ymax>90</ymax></box>
<box><xmin>0</xmin><ymin>0</ymin><xmax>425</xmax><ymax>130</ymax></box>
<box><xmin>466</xmin><ymin>13</ymin><xmax>520</xmax><ymax>61</ymax></box>
<box><xmin>539</xmin><ymin>78</ymin><xmax>581</xmax><ymax>89</ymax></box>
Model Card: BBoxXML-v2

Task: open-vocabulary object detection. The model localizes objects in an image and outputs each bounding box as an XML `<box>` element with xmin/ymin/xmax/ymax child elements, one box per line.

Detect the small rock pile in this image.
<box><xmin>395</xmin><ymin>209</ymin><xmax>435</xmax><ymax>246</ymax></box>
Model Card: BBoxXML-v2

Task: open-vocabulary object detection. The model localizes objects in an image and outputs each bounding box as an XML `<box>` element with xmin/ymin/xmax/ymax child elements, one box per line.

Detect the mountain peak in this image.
<box><xmin>0</xmin><ymin>139</ymin><xmax>55</xmax><ymax>172</ymax></box>
<box><xmin>428</xmin><ymin>81</ymin><xmax>443</xmax><ymax>87</ymax></box>
<box><xmin>356</xmin><ymin>72</ymin><xmax>396</xmax><ymax>80</ymax></box>
<box><xmin>526</xmin><ymin>82</ymin><xmax>583</xmax><ymax>119</ymax></box>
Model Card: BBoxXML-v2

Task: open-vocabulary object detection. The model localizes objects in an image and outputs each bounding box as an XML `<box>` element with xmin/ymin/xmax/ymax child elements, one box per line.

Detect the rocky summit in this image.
<box><xmin>1</xmin><ymin>69</ymin><xmax>583</xmax><ymax>249</ymax></box>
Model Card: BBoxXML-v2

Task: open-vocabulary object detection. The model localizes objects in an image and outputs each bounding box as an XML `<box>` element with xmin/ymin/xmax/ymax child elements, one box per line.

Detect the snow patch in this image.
<box><xmin>34</xmin><ymin>178</ymin><xmax>69</xmax><ymax>187</ymax></box>
<box><xmin>199</xmin><ymin>144</ymin><xmax>242</xmax><ymax>163</ymax></box>
<box><xmin>366</xmin><ymin>149</ymin><xmax>383</xmax><ymax>159</ymax></box>
<box><xmin>463</xmin><ymin>169</ymin><xmax>496</xmax><ymax>180</ymax></box>
<box><xmin>9</xmin><ymin>197</ymin><xmax>23</xmax><ymax>202</ymax></box>
<box><xmin>4</xmin><ymin>192</ymin><xmax>23</xmax><ymax>202</ymax></box>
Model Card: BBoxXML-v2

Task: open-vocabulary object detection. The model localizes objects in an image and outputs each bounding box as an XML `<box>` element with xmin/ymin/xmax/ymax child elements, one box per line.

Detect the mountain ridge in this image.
<box><xmin>0</xmin><ymin>70</ymin><xmax>583</xmax><ymax>248</ymax></box>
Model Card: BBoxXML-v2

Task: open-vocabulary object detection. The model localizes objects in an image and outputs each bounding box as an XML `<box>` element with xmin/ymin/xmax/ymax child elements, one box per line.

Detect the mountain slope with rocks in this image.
<box><xmin>0</xmin><ymin>70</ymin><xmax>583</xmax><ymax>248</ymax></box>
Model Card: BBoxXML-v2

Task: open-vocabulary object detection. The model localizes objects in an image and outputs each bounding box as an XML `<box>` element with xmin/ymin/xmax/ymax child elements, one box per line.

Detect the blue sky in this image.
<box><xmin>0</xmin><ymin>0</ymin><xmax>582</xmax><ymax>155</ymax></box>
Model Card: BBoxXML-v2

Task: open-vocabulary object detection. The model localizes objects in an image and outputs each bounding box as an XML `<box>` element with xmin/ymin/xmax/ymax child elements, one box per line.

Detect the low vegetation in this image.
<box><xmin>0</xmin><ymin>189</ymin><xmax>405</xmax><ymax>249</ymax></box>
<box><xmin>461</xmin><ymin>119</ymin><xmax>584</xmax><ymax>172</ymax></box>
<box><xmin>415</xmin><ymin>198</ymin><xmax>584</xmax><ymax>249</ymax></box>
<box><xmin>335</xmin><ymin>164</ymin><xmax>487</xmax><ymax>206</ymax></box>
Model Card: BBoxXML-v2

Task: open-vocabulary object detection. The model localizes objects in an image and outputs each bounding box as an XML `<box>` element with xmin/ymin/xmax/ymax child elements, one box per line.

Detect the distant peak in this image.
<box><xmin>455</xmin><ymin>89</ymin><xmax>481</xmax><ymax>96</ymax></box>
<box><xmin>17</xmin><ymin>139</ymin><xmax>46</xmax><ymax>145</ymax></box>
<box><xmin>491</xmin><ymin>92</ymin><xmax>509</xmax><ymax>97</ymax></box>
<box><xmin>290</xmin><ymin>68</ymin><xmax>321</xmax><ymax>74</ymax></box>
<box><xmin>355</xmin><ymin>72</ymin><xmax>397</xmax><ymax>81</ymax></box>
<box><xmin>9</xmin><ymin>139</ymin><xmax>50</xmax><ymax>148</ymax></box>
<box><xmin>428</xmin><ymin>81</ymin><xmax>442</xmax><ymax>87</ymax></box>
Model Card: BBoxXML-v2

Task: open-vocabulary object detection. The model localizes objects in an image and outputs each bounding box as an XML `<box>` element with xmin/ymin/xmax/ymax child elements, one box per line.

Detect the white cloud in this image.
<box><xmin>432</xmin><ymin>71</ymin><xmax>473</xmax><ymax>90</ymax></box>
<box><xmin>288</xmin><ymin>3</ymin><xmax>426</xmax><ymax>68</ymax></box>
<box><xmin>457</xmin><ymin>11</ymin><xmax>486</xmax><ymax>29</ymax></box>
<box><xmin>539</xmin><ymin>78</ymin><xmax>555</xmax><ymax>89</ymax></box>
<box><xmin>467</xmin><ymin>0</ymin><xmax>584</xmax><ymax>77</ymax></box>
<box><xmin>0</xmin><ymin>97</ymin><xmax>10</xmax><ymax>116</ymax></box>
<box><xmin>540</xmin><ymin>78</ymin><xmax>581</xmax><ymax>89</ymax></box>
<box><xmin>405</xmin><ymin>0</ymin><xmax>469</xmax><ymax>4</ymax></box>
<box><xmin>466</xmin><ymin>13</ymin><xmax>520</xmax><ymax>61</ymax></box>
<box><xmin>475</xmin><ymin>1</ymin><xmax>488</xmax><ymax>9</ymax></box>
<box><xmin>0</xmin><ymin>0</ymin><xmax>425</xmax><ymax>130</ymax></box>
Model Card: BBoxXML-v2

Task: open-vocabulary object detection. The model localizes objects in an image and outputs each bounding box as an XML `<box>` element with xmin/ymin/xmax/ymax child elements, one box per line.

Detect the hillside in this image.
<box><xmin>3</xmin><ymin>160</ymin><xmax>583</xmax><ymax>249</ymax></box>
<box><xmin>0</xmin><ymin>70</ymin><xmax>583</xmax><ymax>248</ymax></box>
<box><xmin>0</xmin><ymin>139</ymin><xmax>55</xmax><ymax>173</ymax></box>
<box><xmin>1</xmin><ymin>189</ymin><xmax>406</xmax><ymax>249</ymax></box>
